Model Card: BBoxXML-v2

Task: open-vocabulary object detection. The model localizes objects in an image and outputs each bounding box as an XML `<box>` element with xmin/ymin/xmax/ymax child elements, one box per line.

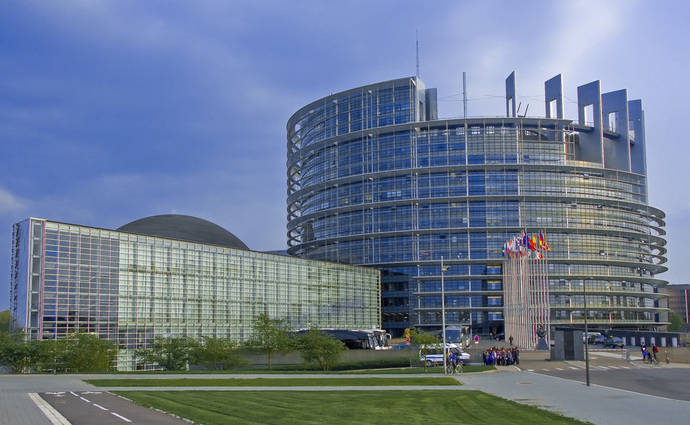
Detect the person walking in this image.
<box><xmin>509</xmin><ymin>335</ymin><xmax>514</xmax><ymax>346</ymax></box>
<box><xmin>641</xmin><ymin>344</ymin><xmax>647</xmax><ymax>362</ymax></box>
<box><xmin>651</xmin><ymin>344</ymin><xmax>658</xmax><ymax>364</ymax></box>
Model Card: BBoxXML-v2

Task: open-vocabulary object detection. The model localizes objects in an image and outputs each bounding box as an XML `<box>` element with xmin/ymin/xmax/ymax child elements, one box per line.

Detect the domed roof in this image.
<box><xmin>117</xmin><ymin>215</ymin><xmax>249</xmax><ymax>250</ymax></box>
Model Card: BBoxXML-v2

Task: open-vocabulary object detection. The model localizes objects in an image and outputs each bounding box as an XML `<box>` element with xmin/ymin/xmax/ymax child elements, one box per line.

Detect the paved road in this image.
<box><xmin>528</xmin><ymin>365</ymin><xmax>690</xmax><ymax>401</ymax></box>
<box><xmin>39</xmin><ymin>391</ymin><xmax>189</xmax><ymax>424</ymax></box>
<box><xmin>461</xmin><ymin>369</ymin><xmax>690</xmax><ymax>425</ymax></box>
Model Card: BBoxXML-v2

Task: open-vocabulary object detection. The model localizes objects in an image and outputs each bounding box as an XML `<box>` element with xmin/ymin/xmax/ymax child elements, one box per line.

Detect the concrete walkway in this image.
<box><xmin>460</xmin><ymin>369</ymin><xmax>690</xmax><ymax>425</ymax></box>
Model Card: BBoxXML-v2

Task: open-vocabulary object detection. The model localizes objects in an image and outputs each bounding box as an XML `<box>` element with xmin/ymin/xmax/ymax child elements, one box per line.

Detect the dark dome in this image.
<box><xmin>117</xmin><ymin>215</ymin><xmax>249</xmax><ymax>250</ymax></box>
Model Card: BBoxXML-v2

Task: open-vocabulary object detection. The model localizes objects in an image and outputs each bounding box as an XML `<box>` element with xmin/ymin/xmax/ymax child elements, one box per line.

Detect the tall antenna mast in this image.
<box><xmin>415</xmin><ymin>29</ymin><xmax>420</xmax><ymax>78</ymax></box>
<box><xmin>462</xmin><ymin>71</ymin><xmax>467</xmax><ymax>118</ymax></box>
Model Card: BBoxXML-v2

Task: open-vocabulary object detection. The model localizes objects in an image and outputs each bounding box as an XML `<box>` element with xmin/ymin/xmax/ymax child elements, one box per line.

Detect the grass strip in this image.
<box><xmin>85</xmin><ymin>377</ymin><xmax>460</xmax><ymax>387</ymax></box>
<box><xmin>109</xmin><ymin>365</ymin><xmax>495</xmax><ymax>375</ymax></box>
<box><xmin>341</xmin><ymin>365</ymin><xmax>494</xmax><ymax>374</ymax></box>
<box><xmin>115</xmin><ymin>390</ymin><xmax>588</xmax><ymax>425</ymax></box>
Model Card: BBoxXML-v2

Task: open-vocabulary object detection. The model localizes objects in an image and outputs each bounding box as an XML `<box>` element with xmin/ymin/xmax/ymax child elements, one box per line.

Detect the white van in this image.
<box><xmin>419</xmin><ymin>343</ymin><xmax>470</xmax><ymax>366</ymax></box>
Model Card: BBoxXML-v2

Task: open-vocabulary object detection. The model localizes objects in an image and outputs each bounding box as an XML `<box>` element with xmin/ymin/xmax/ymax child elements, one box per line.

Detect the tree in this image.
<box><xmin>191</xmin><ymin>336</ymin><xmax>245</xmax><ymax>370</ymax></box>
<box><xmin>668</xmin><ymin>311</ymin><xmax>684</xmax><ymax>332</ymax></box>
<box><xmin>0</xmin><ymin>310</ymin><xmax>10</xmax><ymax>334</ymax></box>
<box><xmin>246</xmin><ymin>313</ymin><xmax>291</xmax><ymax>369</ymax></box>
<box><xmin>0</xmin><ymin>333</ymin><xmax>41</xmax><ymax>373</ymax></box>
<box><xmin>64</xmin><ymin>333</ymin><xmax>116</xmax><ymax>372</ymax></box>
<box><xmin>296</xmin><ymin>328</ymin><xmax>345</xmax><ymax>371</ymax></box>
<box><xmin>135</xmin><ymin>336</ymin><xmax>197</xmax><ymax>371</ymax></box>
<box><xmin>409</xmin><ymin>328</ymin><xmax>440</xmax><ymax>370</ymax></box>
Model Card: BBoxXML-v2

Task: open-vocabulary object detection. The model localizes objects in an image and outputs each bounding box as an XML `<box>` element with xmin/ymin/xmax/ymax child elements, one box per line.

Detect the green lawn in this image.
<box><xmin>116</xmin><ymin>390</ymin><xmax>587</xmax><ymax>425</ymax></box>
<box><xmin>85</xmin><ymin>377</ymin><xmax>460</xmax><ymax>387</ymax></box>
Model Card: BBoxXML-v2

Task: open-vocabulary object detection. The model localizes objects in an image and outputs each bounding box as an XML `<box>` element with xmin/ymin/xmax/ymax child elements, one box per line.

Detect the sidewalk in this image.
<box><xmin>459</xmin><ymin>369</ymin><xmax>690</xmax><ymax>425</ymax></box>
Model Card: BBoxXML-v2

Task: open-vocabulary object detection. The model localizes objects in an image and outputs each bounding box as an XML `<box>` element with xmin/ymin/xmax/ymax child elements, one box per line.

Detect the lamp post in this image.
<box><xmin>441</xmin><ymin>256</ymin><xmax>450</xmax><ymax>375</ymax></box>
<box><xmin>583</xmin><ymin>278</ymin><xmax>590</xmax><ymax>386</ymax></box>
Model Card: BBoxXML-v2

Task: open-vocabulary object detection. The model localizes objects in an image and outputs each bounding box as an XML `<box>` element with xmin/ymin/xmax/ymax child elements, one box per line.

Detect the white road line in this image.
<box><xmin>92</xmin><ymin>403</ymin><xmax>108</xmax><ymax>411</ymax></box>
<box><xmin>110</xmin><ymin>412</ymin><xmax>132</xmax><ymax>423</ymax></box>
<box><xmin>79</xmin><ymin>396</ymin><xmax>91</xmax><ymax>403</ymax></box>
<box><xmin>69</xmin><ymin>391</ymin><xmax>79</xmax><ymax>397</ymax></box>
<box><xmin>569</xmin><ymin>367</ymin><xmax>578</xmax><ymax>370</ymax></box>
<box><xmin>28</xmin><ymin>393</ymin><xmax>72</xmax><ymax>425</ymax></box>
<box><xmin>555</xmin><ymin>368</ymin><xmax>564</xmax><ymax>371</ymax></box>
<box><xmin>598</xmin><ymin>366</ymin><xmax>608</xmax><ymax>370</ymax></box>
<box><xmin>621</xmin><ymin>366</ymin><xmax>630</xmax><ymax>369</ymax></box>
<box><xmin>608</xmin><ymin>366</ymin><xmax>619</xmax><ymax>369</ymax></box>
<box><xmin>527</xmin><ymin>369</ymin><xmax>535</xmax><ymax>372</ymax></box>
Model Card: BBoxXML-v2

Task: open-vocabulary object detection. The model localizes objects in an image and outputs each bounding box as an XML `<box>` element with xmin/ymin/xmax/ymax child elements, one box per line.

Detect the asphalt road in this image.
<box><xmin>529</xmin><ymin>365</ymin><xmax>690</xmax><ymax>401</ymax></box>
<box><xmin>39</xmin><ymin>391</ymin><xmax>189</xmax><ymax>424</ymax></box>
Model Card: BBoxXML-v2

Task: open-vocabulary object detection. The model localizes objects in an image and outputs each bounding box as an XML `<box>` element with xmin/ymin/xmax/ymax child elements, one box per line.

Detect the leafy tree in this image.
<box><xmin>135</xmin><ymin>336</ymin><xmax>198</xmax><ymax>371</ymax></box>
<box><xmin>246</xmin><ymin>313</ymin><xmax>291</xmax><ymax>369</ymax></box>
<box><xmin>668</xmin><ymin>311</ymin><xmax>684</xmax><ymax>332</ymax></box>
<box><xmin>0</xmin><ymin>310</ymin><xmax>10</xmax><ymax>334</ymax></box>
<box><xmin>409</xmin><ymin>328</ymin><xmax>440</xmax><ymax>370</ymax></box>
<box><xmin>64</xmin><ymin>333</ymin><xmax>116</xmax><ymax>372</ymax></box>
<box><xmin>296</xmin><ymin>328</ymin><xmax>345</xmax><ymax>371</ymax></box>
<box><xmin>0</xmin><ymin>333</ymin><xmax>41</xmax><ymax>373</ymax></box>
<box><xmin>191</xmin><ymin>336</ymin><xmax>245</xmax><ymax>370</ymax></box>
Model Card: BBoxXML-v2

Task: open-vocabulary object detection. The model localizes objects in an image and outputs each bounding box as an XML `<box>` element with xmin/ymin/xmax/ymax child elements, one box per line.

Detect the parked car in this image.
<box><xmin>419</xmin><ymin>343</ymin><xmax>470</xmax><ymax>367</ymax></box>
<box><xmin>604</xmin><ymin>336</ymin><xmax>624</xmax><ymax>348</ymax></box>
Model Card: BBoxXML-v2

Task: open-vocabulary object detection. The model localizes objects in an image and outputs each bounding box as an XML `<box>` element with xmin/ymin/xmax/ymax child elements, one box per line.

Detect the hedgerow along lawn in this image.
<box><xmin>116</xmin><ymin>390</ymin><xmax>587</xmax><ymax>425</ymax></box>
<box><xmin>85</xmin><ymin>377</ymin><xmax>460</xmax><ymax>387</ymax></box>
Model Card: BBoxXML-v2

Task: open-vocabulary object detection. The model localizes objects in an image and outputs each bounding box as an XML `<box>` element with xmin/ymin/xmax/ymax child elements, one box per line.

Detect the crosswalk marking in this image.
<box><xmin>527</xmin><ymin>369</ymin><xmax>535</xmax><ymax>372</ymax></box>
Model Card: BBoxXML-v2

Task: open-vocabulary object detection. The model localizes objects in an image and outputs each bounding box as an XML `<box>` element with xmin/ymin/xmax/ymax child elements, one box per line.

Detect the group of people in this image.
<box><xmin>641</xmin><ymin>343</ymin><xmax>659</xmax><ymax>364</ymax></box>
<box><xmin>482</xmin><ymin>346</ymin><xmax>520</xmax><ymax>366</ymax></box>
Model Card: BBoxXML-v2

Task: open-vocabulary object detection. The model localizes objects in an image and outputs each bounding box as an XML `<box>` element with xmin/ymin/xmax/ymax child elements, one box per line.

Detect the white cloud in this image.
<box><xmin>0</xmin><ymin>187</ymin><xmax>26</xmax><ymax>213</ymax></box>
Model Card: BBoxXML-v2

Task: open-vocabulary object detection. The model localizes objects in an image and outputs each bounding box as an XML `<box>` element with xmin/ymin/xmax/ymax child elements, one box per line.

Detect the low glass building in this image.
<box><xmin>286</xmin><ymin>74</ymin><xmax>668</xmax><ymax>337</ymax></box>
<box><xmin>9</xmin><ymin>215</ymin><xmax>380</xmax><ymax>370</ymax></box>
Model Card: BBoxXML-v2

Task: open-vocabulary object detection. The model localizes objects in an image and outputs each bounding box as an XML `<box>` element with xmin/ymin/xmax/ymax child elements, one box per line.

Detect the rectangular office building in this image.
<box><xmin>10</xmin><ymin>217</ymin><xmax>381</xmax><ymax>370</ymax></box>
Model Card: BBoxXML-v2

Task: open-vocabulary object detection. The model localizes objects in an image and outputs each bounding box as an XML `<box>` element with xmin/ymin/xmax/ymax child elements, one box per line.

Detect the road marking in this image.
<box><xmin>598</xmin><ymin>366</ymin><xmax>608</xmax><ymax>370</ymax></box>
<box><xmin>621</xmin><ymin>366</ymin><xmax>630</xmax><ymax>369</ymax></box>
<box><xmin>69</xmin><ymin>391</ymin><xmax>79</xmax><ymax>397</ymax></box>
<box><xmin>555</xmin><ymin>368</ymin><xmax>564</xmax><ymax>371</ymax></box>
<box><xmin>29</xmin><ymin>393</ymin><xmax>72</xmax><ymax>425</ymax></box>
<box><xmin>79</xmin><ymin>396</ymin><xmax>91</xmax><ymax>403</ymax></box>
<box><xmin>527</xmin><ymin>369</ymin><xmax>535</xmax><ymax>372</ymax></box>
<box><xmin>569</xmin><ymin>367</ymin><xmax>578</xmax><ymax>370</ymax></box>
<box><xmin>92</xmin><ymin>403</ymin><xmax>108</xmax><ymax>411</ymax></box>
<box><xmin>111</xmin><ymin>412</ymin><xmax>132</xmax><ymax>423</ymax></box>
<box><xmin>608</xmin><ymin>366</ymin><xmax>619</xmax><ymax>369</ymax></box>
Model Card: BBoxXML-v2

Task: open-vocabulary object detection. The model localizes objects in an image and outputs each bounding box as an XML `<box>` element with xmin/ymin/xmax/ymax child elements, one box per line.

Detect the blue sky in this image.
<box><xmin>2</xmin><ymin>0</ymin><xmax>689</xmax><ymax>309</ymax></box>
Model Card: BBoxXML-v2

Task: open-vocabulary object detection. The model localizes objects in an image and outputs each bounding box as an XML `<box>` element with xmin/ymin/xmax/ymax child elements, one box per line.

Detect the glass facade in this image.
<box><xmin>287</xmin><ymin>77</ymin><xmax>667</xmax><ymax>337</ymax></box>
<box><xmin>10</xmin><ymin>219</ymin><xmax>380</xmax><ymax>370</ymax></box>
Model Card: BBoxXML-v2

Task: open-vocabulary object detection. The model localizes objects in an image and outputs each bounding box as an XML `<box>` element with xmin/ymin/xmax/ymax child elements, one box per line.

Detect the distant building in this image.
<box><xmin>665</xmin><ymin>284</ymin><xmax>690</xmax><ymax>323</ymax></box>
<box><xmin>286</xmin><ymin>73</ymin><xmax>668</xmax><ymax>338</ymax></box>
<box><xmin>9</xmin><ymin>215</ymin><xmax>380</xmax><ymax>370</ymax></box>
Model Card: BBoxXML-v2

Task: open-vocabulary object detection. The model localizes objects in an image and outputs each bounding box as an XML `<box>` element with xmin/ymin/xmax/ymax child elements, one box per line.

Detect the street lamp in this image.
<box><xmin>583</xmin><ymin>278</ymin><xmax>590</xmax><ymax>386</ymax></box>
<box><xmin>441</xmin><ymin>256</ymin><xmax>450</xmax><ymax>375</ymax></box>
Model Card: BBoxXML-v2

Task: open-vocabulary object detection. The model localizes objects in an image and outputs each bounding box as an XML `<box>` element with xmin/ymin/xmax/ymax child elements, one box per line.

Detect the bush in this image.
<box><xmin>296</xmin><ymin>328</ymin><xmax>345</xmax><ymax>371</ymax></box>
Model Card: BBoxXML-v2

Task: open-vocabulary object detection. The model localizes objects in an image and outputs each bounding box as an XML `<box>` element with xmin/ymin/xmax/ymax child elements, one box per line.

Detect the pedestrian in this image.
<box><xmin>652</xmin><ymin>344</ymin><xmax>658</xmax><ymax>364</ymax></box>
<box><xmin>641</xmin><ymin>344</ymin><xmax>647</xmax><ymax>362</ymax></box>
<box><xmin>509</xmin><ymin>335</ymin><xmax>514</xmax><ymax>346</ymax></box>
<box><xmin>449</xmin><ymin>351</ymin><xmax>457</xmax><ymax>374</ymax></box>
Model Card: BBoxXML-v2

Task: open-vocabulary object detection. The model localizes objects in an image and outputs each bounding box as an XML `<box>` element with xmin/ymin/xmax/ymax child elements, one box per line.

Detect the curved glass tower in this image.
<box><xmin>287</xmin><ymin>75</ymin><xmax>667</xmax><ymax>337</ymax></box>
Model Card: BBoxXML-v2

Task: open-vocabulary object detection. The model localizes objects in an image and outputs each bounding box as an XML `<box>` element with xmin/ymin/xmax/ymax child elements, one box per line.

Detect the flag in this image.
<box><xmin>541</xmin><ymin>231</ymin><xmax>550</xmax><ymax>251</ymax></box>
<box><xmin>529</xmin><ymin>234</ymin><xmax>537</xmax><ymax>251</ymax></box>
